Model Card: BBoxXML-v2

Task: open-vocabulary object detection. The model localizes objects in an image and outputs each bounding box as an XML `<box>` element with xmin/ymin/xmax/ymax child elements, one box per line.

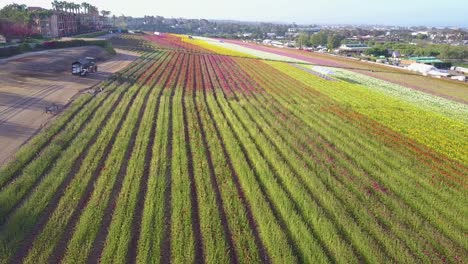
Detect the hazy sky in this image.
<box><xmin>1</xmin><ymin>0</ymin><xmax>467</xmax><ymax>26</ymax></box>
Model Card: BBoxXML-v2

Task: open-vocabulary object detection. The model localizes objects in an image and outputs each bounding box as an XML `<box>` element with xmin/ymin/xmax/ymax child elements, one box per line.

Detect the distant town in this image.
<box><xmin>1</xmin><ymin>2</ymin><xmax>467</xmax><ymax>80</ymax></box>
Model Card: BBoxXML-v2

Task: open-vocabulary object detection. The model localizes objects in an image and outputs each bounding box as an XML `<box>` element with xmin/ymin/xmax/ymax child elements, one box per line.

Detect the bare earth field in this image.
<box><xmin>0</xmin><ymin>46</ymin><xmax>138</xmax><ymax>165</ymax></box>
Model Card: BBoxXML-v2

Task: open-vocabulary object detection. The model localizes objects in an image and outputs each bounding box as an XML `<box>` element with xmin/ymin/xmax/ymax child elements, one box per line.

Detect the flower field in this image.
<box><xmin>220</xmin><ymin>39</ymin><xmax>468</xmax><ymax>103</ymax></box>
<box><xmin>0</xmin><ymin>34</ymin><xmax>466</xmax><ymax>264</ymax></box>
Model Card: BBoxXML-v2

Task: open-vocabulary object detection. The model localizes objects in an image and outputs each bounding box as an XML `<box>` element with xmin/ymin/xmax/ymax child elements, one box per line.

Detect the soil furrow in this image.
<box><xmin>160</xmin><ymin>53</ymin><xmax>184</xmax><ymax>264</ymax></box>
<box><xmin>209</xmin><ymin>54</ymin><xmax>336</xmax><ymax>263</ymax></box>
<box><xmin>205</xmin><ymin>54</ymin><xmax>304</xmax><ymax>262</ymax></box>
<box><xmin>89</xmin><ymin>52</ymin><xmax>173</xmax><ymax>264</ymax></box>
<box><xmin>46</xmin><ymin>82</ymin><xmax>150</xmax><ymax>264</ymax></box>
<box><xmin>10</xmin><ymin>82</ymin><xmax>129</xmax><ymax>264</ymax></box>
<box><xmin>0</xmin><ymin>83</ymin><xmax>119</xmax><ymax>228</ymax></box>
<box><xmin>86</xmin><ymin>85</ymin><xmax>153</xmax><ymax>264</ymax></box>
<box><xmin>202</xmin><ymin>55</ymin><xmax>274</xmax><ymax>262</ymax></box>
<box><xmin>181</xmin><ymin>55</ymin><xmax>205</xmax><ymax>264</ymax></box>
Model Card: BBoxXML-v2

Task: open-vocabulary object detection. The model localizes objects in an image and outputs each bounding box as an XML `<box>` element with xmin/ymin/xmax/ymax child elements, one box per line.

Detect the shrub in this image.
<box><xmin>19</xmin><ymin>42</ymin><xmax>32</xmax><ymax>52</ymax></box>
<box><xmin>0</xmin><ymin>46</ymin><xmax>21</xmax><ymax>57</ymax></box>
<box><xmin>73</xmin><ymin>31</ymin><xmax>108</xmax><ymax>38</ymax></box>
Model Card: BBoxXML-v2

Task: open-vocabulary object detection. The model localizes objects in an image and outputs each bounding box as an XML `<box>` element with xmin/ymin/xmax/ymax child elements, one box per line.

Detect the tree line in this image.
<box><xmin>364</xmin><ymin>42</ymin><xmax>468</xmax><ymax>60</ymax></box>
<box><xmin>297</xmin><ymin>31</ymin><xmax>345</xmax><ymax>49</ymax></box>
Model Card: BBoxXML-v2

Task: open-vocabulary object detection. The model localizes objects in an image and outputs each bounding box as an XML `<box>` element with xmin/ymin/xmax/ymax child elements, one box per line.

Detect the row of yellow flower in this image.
<box><xmin>268</xmin><ymin>61</ymin><xmax>468</xmax><ymax>164</ymax></box>
<box><xmin>179</xmin><ymin>35</ymin><xmax>256</xmax><ymax>58</ymax></box>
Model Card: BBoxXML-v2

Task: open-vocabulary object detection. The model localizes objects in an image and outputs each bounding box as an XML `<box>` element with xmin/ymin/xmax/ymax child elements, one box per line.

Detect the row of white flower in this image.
<box><xmin>312</xmin><ymin>66</ymin><xmax>468</xmax><ymax>123</ymax></box>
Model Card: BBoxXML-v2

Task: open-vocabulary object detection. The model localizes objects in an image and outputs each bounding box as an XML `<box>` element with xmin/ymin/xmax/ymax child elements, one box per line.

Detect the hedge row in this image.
<box><xmin>0</xmin><ymin>39</ymin><xmax>116</xmax><ymax>58</ymax></box>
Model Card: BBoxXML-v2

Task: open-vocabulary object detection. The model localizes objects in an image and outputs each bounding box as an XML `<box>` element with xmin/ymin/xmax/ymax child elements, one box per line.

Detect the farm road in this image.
<box><xmin>0</xmin><ymin>46</ymin><xmax>138</xmax><ymax>166</ymax></box>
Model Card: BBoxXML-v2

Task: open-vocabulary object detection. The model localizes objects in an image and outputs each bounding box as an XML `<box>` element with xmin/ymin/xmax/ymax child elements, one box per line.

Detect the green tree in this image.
<box><xmin>297</xmin><ymin>33</ymin><xmax>310</xmax><ymax>47</ymax></box>
<box><xmin>310</xmin><ymin>31</ymin><xmax>328</xmax><ymax>46</ymax></box>
<box><xmin>327</xmin><ymin>34</ymin><xmax>343</xmax><ymax>50</ymax></box>
<box><xmin>0</xmin><ymin>4</ymin><xmax>29</xmax><ymax>24</ymax></box>
<box><xmin>364</xmin><ymin>45</ymin><xmax>388</xmax><ymax>57</ymax></box>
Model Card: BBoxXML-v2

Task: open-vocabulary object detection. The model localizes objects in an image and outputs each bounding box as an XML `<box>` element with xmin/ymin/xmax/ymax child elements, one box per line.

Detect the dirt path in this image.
<box><xmin>0</xmin><ymin>46</ymin><xmax>138</xmax><ymax>166</ymax></box>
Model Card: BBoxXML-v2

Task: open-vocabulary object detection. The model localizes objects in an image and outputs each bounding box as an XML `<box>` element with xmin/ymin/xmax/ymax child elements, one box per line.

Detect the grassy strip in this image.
<box><xmin>99</xmin><ymin>84</ymin><xmax>159</xmax><ymax>263</ymax></box>
<box><xmin>184</xmin><ymin>55</ymin><xmax>232</xmax><ymax>262</ymax></box>
<box><xmin>208</xmin><ymin>55</ymin><xmax>350</xmax><ymax>263</ymax></box>
<box><xmin>195</xmin><ymin>56</ymin><xmax>264</xmax><ymax>262</ymax></box>
<box><xmin>135</xmin><ymin>92</ymin><xmax>170</xmax><ymax>263</ymax></box>
<box><xmin>73</xmin><ymin>31</ymin><xmax>108</xmax><ymax>38</ymax></box>
<box><xmin>98</xmin><ymin>52</ymin><xmax>174</xmax><ymax>263</ymax></box>
<box><xmin>135</xmin><ymin>52</ymin><xmax>182</xmax><ymax>263</ymax></box>
<box><xmin>200</xmin><ymin>55</ymin><xmax>298</xmax><ymax>263</ymax></box>
<box><xmin>60</xmin><ymin>81</ymin><xmax>152</xmax><ymax>263</ymax></box>
<box><xmin>169</xmin><ymin>54</ymin><xmax>199</xmax><ymax>263</ymax></box>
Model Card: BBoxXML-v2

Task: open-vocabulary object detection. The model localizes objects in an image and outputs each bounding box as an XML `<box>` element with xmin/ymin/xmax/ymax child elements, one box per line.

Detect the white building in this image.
<box><xmin>338</xmin><ymin>43</ymin><xmax>370</xmax><ymax>54</ymax></box>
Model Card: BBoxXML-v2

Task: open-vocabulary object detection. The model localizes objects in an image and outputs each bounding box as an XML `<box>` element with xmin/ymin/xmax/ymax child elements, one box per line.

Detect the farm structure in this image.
<box><xmin>0</xmin><ymin>34</ymin><xmax>466</xmax><ymax>264</ymax></box>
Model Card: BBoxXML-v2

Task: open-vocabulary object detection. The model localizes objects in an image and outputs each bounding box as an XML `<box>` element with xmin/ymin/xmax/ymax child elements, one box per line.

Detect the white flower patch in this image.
<box><xmin>312</xmin><ymin>65</ymin><xmax>468</xmax><ymax>123</ymax></box>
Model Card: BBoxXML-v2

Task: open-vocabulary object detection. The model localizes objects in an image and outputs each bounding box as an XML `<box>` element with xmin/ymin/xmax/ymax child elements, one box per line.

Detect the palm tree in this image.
<box><xmin>65</xmin><ymin>2</ymin><xmax>72</xmax><ymax>13</ymax></box>
<box><xmin>73</xmin><ymin>3</ymin><xmax>80</xmax><ymax>14</ymax></box>
<box><xmin>59</xmin><ymin>1</ymin><xmax>66</xmax><ymax>11</ymax></box>
<box><xmin>88</xmin><ymin>5</ymin><xmax>98</xmax><ymax>15</ymax></box>
<box><xmin>51</xmin><ymin>0</ymin><xmax>59</xmax><ymax>11</ymax></box>
<box><xmin>100</xmin><ymin>10</ymin><xmax>110</xmax><ymax>18</ymax></box>
<box><xmin>81</xmin><ymin>2</ymin><xmax>89</xmax><ymax>14</ymax></box>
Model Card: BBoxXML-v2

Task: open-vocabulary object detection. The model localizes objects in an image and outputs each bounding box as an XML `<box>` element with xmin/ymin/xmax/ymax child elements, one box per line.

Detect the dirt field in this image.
<box><xmin>0</xmin><ymin>46</ymin><xmax>138</xmax><ymax>165</ymax></box>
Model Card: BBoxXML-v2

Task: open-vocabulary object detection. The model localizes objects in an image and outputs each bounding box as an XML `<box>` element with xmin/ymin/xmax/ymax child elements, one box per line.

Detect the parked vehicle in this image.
<box><xmin>72</xmin><ymin>57</ymin><xmax>98</xmax><ymax>76</ymax></box>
